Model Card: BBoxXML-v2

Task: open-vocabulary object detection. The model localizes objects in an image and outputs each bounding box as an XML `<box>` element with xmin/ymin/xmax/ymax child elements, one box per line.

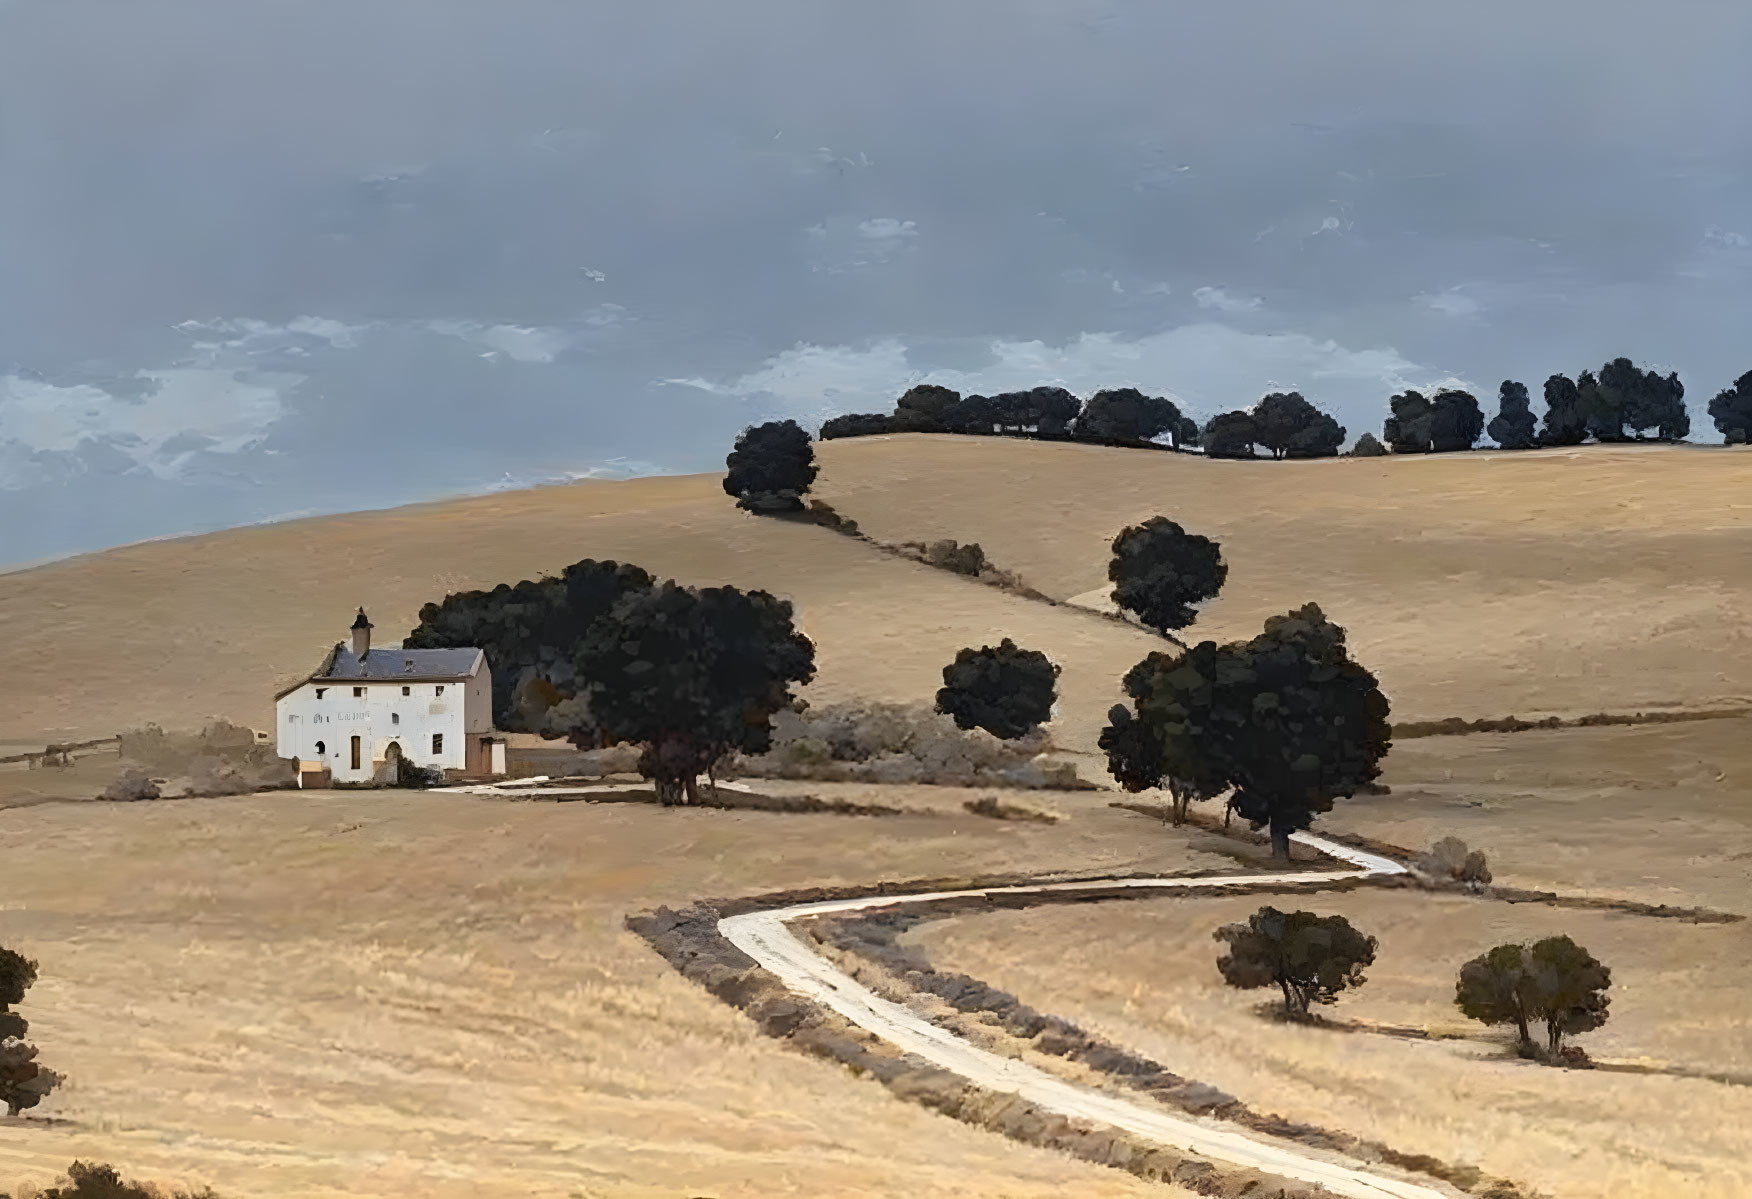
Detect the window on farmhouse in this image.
<box><xmin>392</xmin><ymin>713</ymin><xmax>400</xmax><ymax>725</ymax></box>
<box><xmin>432</xmin><ymin>733</ymin><xmax>444</xmax><ymax>754</ymax></box>
<box><xmin>435</xmin><ymin>685</ymin><xmax>445</xmax><ymax>696</ymax></box>
<box><xmin>402</xmin><ymin>685</ymin><xmax>410</xmax><ymax>696</ymax></box>
<box><xmin>315</xmin><ymin>687</ymin><xmax>326</xmax><ymax>699</ymax></box>
<box><xmin>353</xmin><ymin>686</ymin><xmax>364</xmax><ymax>697</ymax></box>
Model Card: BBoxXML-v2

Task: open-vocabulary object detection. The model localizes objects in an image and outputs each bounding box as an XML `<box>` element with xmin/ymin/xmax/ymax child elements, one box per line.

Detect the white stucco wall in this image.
<box><xmin>275</xmin><ymin>662</ymin><xmax>493</xmax><ymax>782</ymax></box>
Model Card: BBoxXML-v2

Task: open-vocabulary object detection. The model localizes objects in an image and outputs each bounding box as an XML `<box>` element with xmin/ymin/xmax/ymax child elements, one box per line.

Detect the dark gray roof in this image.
<box><xmin>319</xmin><ymin>646</ymin><xmax>483</xmax><ymax>682</ymax></box>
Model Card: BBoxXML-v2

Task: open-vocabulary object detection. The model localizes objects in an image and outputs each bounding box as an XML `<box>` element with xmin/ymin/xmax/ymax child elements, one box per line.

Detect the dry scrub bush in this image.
<box><xmin>112</xmin><ymin>722</ymin><xmax>294</xmax><ymax>799</ymax></box>
<box><xmin>1412</xmin><ymin>836</ymin><xmax>1492</xmax><ymax>888</ymax></box>
<box><xmin>98</xmin><ymin>769</ymin><xmax>159</xmax><ymax>802</ymax></box>
<box><xmin>729</xmin><ymin>701</ymin><xmax>1087</xmax><ymax>789</ymax></box>
<box><xmin>6</xmin><ymin>1160</ymin><xmax>219</xmax><ymax>1198</ymax></box>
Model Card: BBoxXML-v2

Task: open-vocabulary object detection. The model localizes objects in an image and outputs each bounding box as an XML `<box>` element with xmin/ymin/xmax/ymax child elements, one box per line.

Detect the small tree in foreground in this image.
<box><xmin>1456</xmin><ymin>934</ymin><xmax>1611</xmax><ymax>1062</ymax></box>
<box><xmin>723</xmin><ymin>419</ymin><xmax>818</xmax><ymax>513</ymax></box>
<box><xmin>573</xmin><ymin>582</ymin><xmax>816</xmax><ymax>803</ymax></box>
<box><xmin>1215</xmin><ymin>907</ymin><xmax>1377</xmax><ymax>1019</ymax></box>
<box><xmin>1108</xmin><ymin>517</ymin><xmax>1227</xmax><ymax>638</ymax></box>
<box><xmin>935</xmin><ymin>639</ymin><xmax>1060</xmax><ymax>740</ymax></box>
<box><xmin>1</xmin><ymin>946</ymin><xmax>61</xmax><ymax>1117</ymax></box>
<box><xmin>33</xmin><ymin>1160</ymin><xmax>219</xmax><ymax>1199</ymax></box>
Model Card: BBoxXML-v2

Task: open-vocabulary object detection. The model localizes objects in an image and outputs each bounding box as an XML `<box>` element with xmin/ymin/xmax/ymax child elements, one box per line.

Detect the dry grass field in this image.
<box><xmin>0</xmin><ymin>786</ymin><xmax>1221</xmax><ymax>1199</ymax></box>
<box><xmin>3</xmin><ymin>436</ymin><xmax>1751</xmax><ymax>1195</ymax></box>
<box><xmin>912</xmin><ymin>718</ymin><xmax>1752</xmax><ymax>1199</ymax></box>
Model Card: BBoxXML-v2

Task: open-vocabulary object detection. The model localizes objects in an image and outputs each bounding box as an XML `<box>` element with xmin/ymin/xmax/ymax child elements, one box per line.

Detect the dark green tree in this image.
<box><xmin>1539</xmin><ymin>374</ymin><xmax>1589</xmax><ymax>446</ymax></box>
<box><xmin>1383</xmin><ymin>391</ymin><xmax>1433</xmax><ymax>453</ymax></box>
<box><xmin>1595</xmin><ymin>357</ymin><xmax>1688</xmax><ymax>441</ymax></box>
<box><xmin>935</xmin><ymin>638</ymin><xmax>1060</xmax><ymax>740</ymax></box>
<box><xmin>820</xmin><ymin>412</ymin><xmax>894</xmax><ymax>439</ymax></box>
<box><xmin>1487</xmin><ymin>381</ymin><xmax>1538</xmax><ymax>449</ymax></box>
<box><xmin>1457</xmin><ymin>935</ymin><xmax>1611</xmax><ymax>1060</ymax></box>
<box><xmin>1428</xmin><ymin>389</ymin><xmax>1484</xmax><ymax>452</ymax></box>
<box><xmin>1348</xmin><ymin>432</ymin><xmax>1388</xmax><ymax>457</ymax></box>
<box><xmin>1101</xmin><ymin>642</ymin><xmax>1229</xmax><ymax>823</ymax></box>
<box><xmin>406</xmin><ymin>559</ymin><xmax>656</xmax><ymax>730</ymax></box>
<box><xmin>1252</xmin><ymin>392</ymin><xmax>1346</xmax><ymax>459</ymax></box>
<box><xmin>1</xmin><ymin>945</ymin><xmax>60</xmax><ymax>1117</ymax></box>
<box><xmin>573</xmin><ymin>582</ymin><xmax>816</xmax><ymax>803</ymax></box>
<box><xmin>1074</xmin><ymin>388</ymin><xmax>1186</xmax><ymax>446</ymax></box>
<box><xmin>943</xmin><ymin>393</ymin><xmax>997</xmax><ymax>434</ymax></box>
<box><xmin>1108</xmin><ymin>517</ymin><xmax>1227</xmax><ymax>637</ymax></box>
<box><xmin>1708</xmin><ymin>371</ymin><xmax>1752</xmax><ymax>444</ymax></box>
<box><xmin>1214</xmin><ymin>907</ymin><xmax>1378</xmax><ymax>1019</ymax></box>
<box><xmin>891</xmin><ymin>384</ymin><xmax>962</xmax><ymax>432</ymax></box>
<box><xmin>1200</xmin><ymin>410</ymin><xmax>1260</xmax><ymax>458</ymax></box>
<box><xmin>723</xmin><ymin>419</ymin><xmax>818</xmax><ymax>512</ymax></box>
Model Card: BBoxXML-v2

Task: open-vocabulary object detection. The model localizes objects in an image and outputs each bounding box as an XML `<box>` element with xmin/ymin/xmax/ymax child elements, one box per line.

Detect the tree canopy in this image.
<box><xmin>1251</xmin><ymin>392</ymin><xmax>1346</xmax><ymax>459</ymax></box>
<box><xmin>1428</xmin><ymin>389</ymin><xmax>1485</xmax><ymax>452</ymax></box>
<box><xmin>1708</xmin><ymin>370</ymin><xmax>1752</xmax><ymax>444</ymax></box>
<box><xmin>1105</xmin><ymin>604</ymin><xmax>1391</xmax><ymax>857</ymax></box>
<box><xmin>0</xmin><ymin>944</ymin><xmax>59</xmax><ymax>1117</ymax></box>
<box><xmin>405</xmin><ymin>558</ymin><xmax>656</xmax><ymax>730</ymax></box>
<box><xmin>1456</xmin><ymin>935</ymin><xmax>1611</xmax><ymax>1060</ymax></box>
<box><xmin>1201</xmin><ymin>410</ymin><xmax>1260</xmax><ymax>458</ymax></box>
<box><xmin>935</xmin><ymin>638</ymin><xmax>1060</xmax><ymax>740</ymax></box>
<box><xmin>1214</xmin><ymin>907</ymin><xmax>1378</xmax><ymax>1019</ymax></box>
<box><xmin>723</xmin><ymin>419</ymin><xmax>818</xmax><ymax>512</ymax></box>
<box><xmin>820</xmin><ymin>412</ymin><xmax>894</xmax><ymax>440</ymax></box>
<box><xmin>574</xmin><ymin>582</ymin><xmax>816</xmax><ymax>802</ymax></box>
<box><xmin>1592</xmin><ymin>357</ymin><xmax>1689</xmax><ymax>441</ymax></box>
<box><xmin>1382</xmin><ymin>391</ymin><xmax>1434</xmax><ymax>453</ymax></box>
<box><xmin>1487</xmin><ymin>380</ymin><xmax>1538</xmax><ymax>449</ymax></box>
<box><xmin>1539</xmin><ymin>374</ymin><xmax>1589</xmax><ymax>446</ymax></box>
<box><xmin>892</xmin><ymin>384</ymin><xmax>962</xmax><ymax>433</ymax></box>
<box><xmin>1074</xmin><ymin>388</ymin><xmax>1183</xmax><ymax>446</ymax></box>
<box><xmin>1107</xmin><ymin>517</ymin><xmax>1227</xmax><ymax>635</ymax></box>
<box><xmin>1348</xmin><ymin>432</ymin><xmax>1387</xmax><ymax>457</ymax></box>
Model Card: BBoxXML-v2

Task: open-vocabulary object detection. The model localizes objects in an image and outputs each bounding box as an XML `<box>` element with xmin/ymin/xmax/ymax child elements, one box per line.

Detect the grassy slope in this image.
<box><xmin>6</xmin><ymin>436</ymin><xmax>1751</xmax><ymax>753</ymax></box>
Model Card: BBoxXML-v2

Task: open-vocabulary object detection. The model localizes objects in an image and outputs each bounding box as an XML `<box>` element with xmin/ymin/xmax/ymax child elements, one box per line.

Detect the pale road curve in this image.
<box><xmin>719</xmin><ymin>834</ymin><xmax>1456</xmax><ymax>1199</ymax></box>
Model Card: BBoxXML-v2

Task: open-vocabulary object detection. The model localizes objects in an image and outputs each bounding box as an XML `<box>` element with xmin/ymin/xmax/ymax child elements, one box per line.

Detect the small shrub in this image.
<box><xmin>963</xmin><ymin>795</ymin><xmax>1058</xmax><ymax>824</ymax></box>
<box><xmin>30</xmin><ymin>1160</ymin><xmax>219</xmax><ymax>1198</ymax></box>
<box><xmin>1214</xmin><ymin>907</ymin><xmax>1377</xmax><ymax>1019</ymax></box>
<box><xmin>1412</xmin><ymin>836</ymin><xmax>1492</xmax><ymax>887</ymax></box>
<box><xmin>99</xmin><ymin>769</ymin><xmax>160</xmax><ymax>802</ymax></box>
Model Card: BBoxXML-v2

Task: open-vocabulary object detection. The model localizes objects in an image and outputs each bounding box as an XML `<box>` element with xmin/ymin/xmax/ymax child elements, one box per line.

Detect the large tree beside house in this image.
<box><xmin>572</xmin><ymin>581</ymin><xmax>816</xmax><ymax>802</ymax></box>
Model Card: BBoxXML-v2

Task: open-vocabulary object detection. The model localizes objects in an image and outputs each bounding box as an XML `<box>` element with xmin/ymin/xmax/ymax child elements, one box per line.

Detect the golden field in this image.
<box><xmin>3</xmin><ymin>435</ymin><xmax>1751</xmax><ymax>1196</ymax></box>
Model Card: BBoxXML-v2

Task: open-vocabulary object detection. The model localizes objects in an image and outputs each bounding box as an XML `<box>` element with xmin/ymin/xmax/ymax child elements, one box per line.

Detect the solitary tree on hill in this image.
<box><xmin>1107</xmin><ymin>517</ymin><xmax>1227</xmax><ymax>637</ymax></box>
<box><xmin>723</xmin><ymin>419</ymin><xmax>818</xmax><ymax>512</ymax></box>
<box><xmin>1487</xmin><ymin>381</ymin><xmax>1538</xmax><ymax>449</ymax></box>
<box><xmin>1708</xmin><ymin>370</ymin><xmax>1752</xmax><ymax>444</ymax></box>
<box><xmin>1383</xmin><ymin>391</ymin><xmax>1434</xmax><ymax>453</ymax></box>
<box><xmin>1348</xmin><ymin>432</ymin><xmax>1387</xmax><ymax>457</ymax></box>
<box><xmin>574</xmin><ymin>581</ymin><xmax>816</xmax><ymax>803</ymax></box>
<box><xmin>1215</xmin><ymin>907</ymin><xmax>1378</xmax><ymax>1020</ymax></box>
<box><xmin>935</xmin><ymin>639</ymin><xmax>1060</xmax><ymax>740</ymax></box>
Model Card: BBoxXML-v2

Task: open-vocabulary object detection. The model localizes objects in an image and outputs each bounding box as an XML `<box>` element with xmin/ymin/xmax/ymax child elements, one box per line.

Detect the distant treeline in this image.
<box><xmin>822</xmin><ymin>362</ymin><xmax>1752</xmax><ymax>457</ymax></box>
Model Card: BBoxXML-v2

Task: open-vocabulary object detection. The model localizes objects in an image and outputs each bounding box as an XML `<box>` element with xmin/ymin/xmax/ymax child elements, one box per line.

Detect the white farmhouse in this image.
<box><xmin>275</xmin><ymin>609</ymin><xmax>504</xmax><ymax>784</ymax></box>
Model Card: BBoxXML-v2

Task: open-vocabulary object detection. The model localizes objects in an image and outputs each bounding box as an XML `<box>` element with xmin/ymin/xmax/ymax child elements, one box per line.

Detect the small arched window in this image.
<box><xmin>315</xmin><ymin>740</ymin><xmax>326</xmax><ymax>755</ymax></box>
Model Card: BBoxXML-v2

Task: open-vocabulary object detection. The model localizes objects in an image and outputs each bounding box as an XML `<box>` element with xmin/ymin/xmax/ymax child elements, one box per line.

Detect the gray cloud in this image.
<box><xmin>2</xmin><ymin>0</ymin><xmax>1749</xmax><ymax>563</ymax></box>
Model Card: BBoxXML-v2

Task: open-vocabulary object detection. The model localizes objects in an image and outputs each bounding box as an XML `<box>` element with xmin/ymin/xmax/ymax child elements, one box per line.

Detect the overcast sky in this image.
<box><xmin>3</xmin><ymin>1</ymin><xmax>1748</xmax><ymax>565</ymax></box>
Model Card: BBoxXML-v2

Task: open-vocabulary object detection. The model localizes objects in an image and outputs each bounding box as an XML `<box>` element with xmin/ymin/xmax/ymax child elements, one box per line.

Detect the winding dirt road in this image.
<box><xmin>719</xmin><ymin>833</ymin><xmax>1457</xmax><ymax>1199</ymax></box>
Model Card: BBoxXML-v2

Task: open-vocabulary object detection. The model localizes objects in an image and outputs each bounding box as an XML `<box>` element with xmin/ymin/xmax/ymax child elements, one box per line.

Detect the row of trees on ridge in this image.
<box><xmin>808</xmin><ymin>363</ymin><xmax>1752</xmax><ymax>457</ymax></box>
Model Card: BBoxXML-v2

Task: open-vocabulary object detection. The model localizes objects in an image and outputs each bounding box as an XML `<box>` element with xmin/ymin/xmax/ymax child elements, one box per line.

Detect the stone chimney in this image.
<box><xmin>350</xmin><ymin>608</ymin><xmax>372</xmax><ymax>658</ymax></box>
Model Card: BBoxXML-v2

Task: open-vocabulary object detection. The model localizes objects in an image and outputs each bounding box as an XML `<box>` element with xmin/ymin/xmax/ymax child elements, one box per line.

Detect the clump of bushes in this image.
<box><xmin>8</xmin><ymin>1160</ymin><xmax>218</xmax><ymax>1198</ymax></box>
<box><xmin>110</xmin><ymin>722</ymin><xmax>294</xmax><ymax>799</ymax></box>
<box><xmin>99</xmin><ymin>769</ymin><xmax>160</xmax><ymax>802</ymax></box>
<box><xmin>891</xmin><ymin>538</ymin><xmax>1047</xmax><ymax>598</ymax></box>
<box><xmin>729</xmin><ymin>701</ymin><xmax>1089</xmax><ymax>789</ymax></box>
<box><xmin>1411</xmin><ymin>836</ymin><xmax>1492</xmax><ymax>889</ymax></box>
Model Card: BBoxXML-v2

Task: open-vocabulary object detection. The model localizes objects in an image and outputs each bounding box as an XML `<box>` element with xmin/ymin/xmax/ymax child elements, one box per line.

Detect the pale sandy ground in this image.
<box><xmin>913</xmin><ymin>719</ymin><xmax>1752</xmax><ymax>1199</ymax></box>
<box><xmin>0</xmin><ymin>787</ymin><xmax>1216</xmax><ymax>1199</ymax></box>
